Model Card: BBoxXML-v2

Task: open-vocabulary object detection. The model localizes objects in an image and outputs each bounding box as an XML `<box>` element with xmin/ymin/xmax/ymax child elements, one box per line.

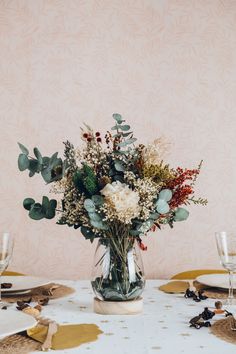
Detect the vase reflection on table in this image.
<box><xmin>215</xmin><ymin>231</ymin><xmax>236</xmax><ymax>306</ymax></box>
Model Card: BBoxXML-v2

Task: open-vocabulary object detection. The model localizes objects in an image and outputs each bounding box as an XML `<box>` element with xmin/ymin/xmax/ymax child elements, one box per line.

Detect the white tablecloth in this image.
<box><xmin>29</xmin><ymin>279</ymin><xmax>235</xmax><ymax>354</ymax></box>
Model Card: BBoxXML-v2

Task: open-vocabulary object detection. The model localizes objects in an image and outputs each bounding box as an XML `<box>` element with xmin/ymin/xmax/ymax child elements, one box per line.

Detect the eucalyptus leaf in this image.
<box><xmin>18</xmin><ymin>154</ymin><xmax>29</xmax><ymax>171</ymax></box>
<box><xmin>29</xmin><ymin>203</ymin><xmax>44</xmax><ymax>220</ymax></box>
<box><xmin>159</xmin><ymin>189</ymin><xmax>172</xmax><ymax>202</ymax></box>
<box><xmin>122</xmin><ymin>132</ymin><xmax>133</xmax><ymax>137</ymax></box>
<box><xmin>112</xmin><ymin>113</ymin><xmax>123</xmax><ymax>124</ymax></box>
<box><xmin>80</xmin><ymin>226</ymin><xmax>95</xmax><ymax>240</ymax></box>
<box><xmin>49</xmin><ymin>152</ymin><xmax>59</xmax><ymax>166</ymax></box>
<box><xmin>88</xmin><ymin>212</ymin><xmax>102</xmax><ymax>222</ymax></box>
<box><xmin>174</xmin><ymin>207</ymin><xmax>189</xmax><ymax>222</ymax></box>
<box><xmin>42</xmin><ymin>196</ymin><xmax>50</xmax><ymax>209</ymax></box>
<box><xmin>23</xmin><ymin>198</ymin><xmax>35</xmax><ymax>211</ymax></box>
<box><xmin>118</xmin><ymin>138</ymin><xmax>137</xmax><ymax>147</ymax></box>
<box><xmin>84</xmin><ymin>199</ymin><xmax>95</xmax><ymax>212</ymax></box>
<box><xmin>33</xmin><ymin>147</ymin><xmax>43</xmax><ymax>164</ymax></box>
<box><xmin>18</xmin><ymin>142</ymin><xmax>29</xmax><ymax>155</ymax></box>
<box><xmin>92</xmin><ymin>195</ymin><xmax>104</xmax><ymax>206</ymax></box>
<box><xmin>129</xmin><ymin>229</ymin><xmax>141</xmax><ymax>236</ymax></box>
<box><xmin>29</xmin><ymin>159</ymin><xmax>41</xmax><ymax>174</ymax></box>
<box><xmin>90</xmin><ymin>220</ymin><xmax>108</xmax><ymax>230</ymax></box>
<box><xmin>42</xmin><ymin>156</ymin><xmax>50</xmax><ymax>167</ymax></box>
<box><xmin>156</xmin><ymin>199</ymin><xmax>170</xmax><ymax>214</ymax></box>
<box><xmin>114</xmin><ymin>160</ymin><xmax>125</xmax><ymax>172</ymax></box>
<box><xmin>45</xmin><ymin>207</ymin><xmax>56</xmax><ymax>219</ymax></box>
<box><xmin>49</xmin><ymin>199</ymin><xmax>57</xmax><ymax>209</ymax></box>
<box><xmin>119</xmin><ymin>125</ymin><xmax>130</xmax><ymax>131</ymax></box>
<box><xmin>149</xmin><ymin>212</ymin><xmax>159</xmax><ymax>220</ymax></box>
<box><xmin>41</xmin><ymin>167</ymin><xmax>52</xmax><ymax>183</ymax></box>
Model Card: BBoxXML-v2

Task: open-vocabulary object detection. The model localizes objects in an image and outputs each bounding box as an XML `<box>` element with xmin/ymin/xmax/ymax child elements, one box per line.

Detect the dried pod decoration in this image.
<box><xmin>1</xmin><ymin>283</ymin><xmax>12</xmax><ymax>289</ymax></box>
<box><xmin>189</xmin><ymin>303</ymin><xmax>234</xmax><ymax>329</ymax></box>
<box><xmin>184</xmin><ymin>288</ymin><xmax>208</xmax><ymax>302</ymax></box>
<box><xmin>189</xmin><ymin>307</ymin><xmax>215</xmax><ymax>329</ymax></box>
<box><xmin>16</xmin><ymin>297</ymin><xmax>50</xmax><ymax>318</ymax></box>
<box><xmin>16</xmin><ymin>301</ymin><xmax>31</xmax><ymax>311</ymax></box>
<box><xmin>38</xmin><ymin>297</ymin><xmax>49</xmax><ymax>306</ymax></box>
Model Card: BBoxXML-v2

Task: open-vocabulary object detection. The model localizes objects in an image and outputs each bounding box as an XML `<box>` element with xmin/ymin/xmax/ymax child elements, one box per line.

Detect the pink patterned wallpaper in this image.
<box><xmin>1</xmin><ymin>0</ymin><xmax>236</xmax><ymax>279</ymax></box>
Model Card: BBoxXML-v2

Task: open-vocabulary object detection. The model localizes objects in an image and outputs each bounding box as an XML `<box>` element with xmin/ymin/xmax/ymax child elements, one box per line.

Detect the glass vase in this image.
<box><xmin>91</xmin><ymin>237</ymin><xmax>145</xmax><ymax>301</ymax></box>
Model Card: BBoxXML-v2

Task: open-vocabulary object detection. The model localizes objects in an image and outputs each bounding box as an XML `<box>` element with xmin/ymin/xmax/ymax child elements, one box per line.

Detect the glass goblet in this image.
<box><xmin>215</xmin><ymin>231</ymin><xmax>236</xmax><ymax>305</ymax></box>
<box><xmin>0</xmin><ymin>232</ymin><xmax>14</xmax><ymax>308</ymax></box>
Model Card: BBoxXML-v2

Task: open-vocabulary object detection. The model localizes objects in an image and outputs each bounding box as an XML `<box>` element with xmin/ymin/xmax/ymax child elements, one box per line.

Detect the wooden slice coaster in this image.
<box><xmin>93</xmin><ymin>297</ymin><xmax>143</xmax><ymax>315</ymax></box>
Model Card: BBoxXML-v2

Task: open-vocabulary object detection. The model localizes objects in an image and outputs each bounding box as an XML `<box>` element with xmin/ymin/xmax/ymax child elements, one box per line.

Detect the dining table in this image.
<box><xmin>18</xmin><ymin>279</ymin><xmax>235</xmax><ymax>354</ymax></box>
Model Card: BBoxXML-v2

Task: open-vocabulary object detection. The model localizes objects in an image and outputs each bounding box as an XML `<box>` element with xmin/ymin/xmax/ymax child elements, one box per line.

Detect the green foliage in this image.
<box><xmin>114</xmin><ymin>160</ymin><xmax>125</xmax><ymax>172</ymax></box>
<box><xmin>23</xmin><ymin>196</ymin><xmax>57</xmax><ymax>220</ymax></box>
<box><xmin>91</xmin><ymin>195</ymin><xmax>104</xmax><ymax>206</ymax></box>
<box><xmin>111</xmin><ymin>114</ymin><xmax>137</xmax><ymax>149</ymax></box>
<box><xmin>17</xmin><ymin>143</ymin><xmax>66</xmax><ymax>183</ymax></box>
<box><xmin>84</xmin><ymin>199</ymin><xmax>96</xmax><ymax>212</ymax></box>
<box><xmin>18</xmin><ymin>143</ymin><xmax>29</xmax><ymax>155</ymax></box>
<box><xmin>80</xmin><ymin>226</ymin><xmax>96</xmax><ymax>243</ymax></box>
<box><xmin>159</xmin><ymin>189</ymin><xmax>172</xmax><ymax>202</ymax></box>
<box><xmin>73</xmin><ymin>163</ymin><xmax>98</xmax><ymax>196</ymax></box>
<box><xmin>112</xmin><ymin>113</ymin><xmax>124</xmax><ymax>124</ymax></box>
<box><xmin>156</xmin><ymin>188</ymin><xmax>172</xmax><ymax>214</ymax></box>
<box><xmin>23</xmin><ymin>198</ymin><xmax>35</xmax><ymax>211</ymax></box>
<box><xmin>174</xmin><ymin>207</ymin><xmax>189</xmax><ymax>222</ymax></box>
<box><xmin>18</xmin><ymin>154</ymin><xmax>29</xmax><ymax>171</ymax></box>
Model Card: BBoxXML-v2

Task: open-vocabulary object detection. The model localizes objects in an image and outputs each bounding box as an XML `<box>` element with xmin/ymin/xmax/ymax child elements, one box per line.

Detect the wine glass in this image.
<box><xmin>215</xmin><ymin>232</ymin><xmax>236</xmax><ymax>305</ymax></box>
<box><xmin>0</xmin><ymin>233</ymin><xmax>14</xmax><ymax>308</ymax></box>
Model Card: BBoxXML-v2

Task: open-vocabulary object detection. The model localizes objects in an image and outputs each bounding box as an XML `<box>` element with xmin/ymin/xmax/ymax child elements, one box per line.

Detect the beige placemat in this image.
<box><xmin>193</xmin><ymin>280</ymin><xmax>236</xmax><ymax>299</ymax></box>
<box><xmin>211</xmin><ymin>317</ymin><xmax>236</xmax><ymax>345</ymax></box>
<box><xmin>0</xmin><ymin>333</ymin><xmax>40</xmax><ymax>354</ymax></box>
<box><xmin>2</xmin><ymin>282</ymin><xmax>75</xmax><ymax>303</ymax></box>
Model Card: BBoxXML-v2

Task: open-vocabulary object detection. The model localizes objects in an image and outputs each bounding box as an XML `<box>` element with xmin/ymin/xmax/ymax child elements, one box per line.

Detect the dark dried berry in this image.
<box><xmin>201</xmin><ymin>307</ymin><xmax>215</xmax><ymax>320</ymax></box>
<box><xmin>95</xmin><ymin>132</ymin><xmax>100</xmax><ymax>137</ymax></box>
<box><xmin>184</xmin><ymin>288</ymin><xmax>195</xmax><ymax>298</ymax></box>
<box><xmin>193</xmin><ymin>294</ymin><xmax>201</xmax><ymax>302</ymax></box>
<box><xmin>97</xmin><ymin>137</ymin><xmax>102</xmax><ymax>143</ymax></box>
<box><xmin>16</xmin><ymin>301</ymin><xmax>30</xmax><ymax>311</ymax></box>
<box><xmin>87</xmin><ymin>138</ymin><xmax>92</xmax><ymax>142</ymax></box>
<box><xmin>83</xmin><ymin>133</ymin><xmax>88</xmax><ymax>138</ymax></box>
<box><xmin>198</xmin><ymin>290</ymin><xmax>208</xmax><ymax>300</ymax></box>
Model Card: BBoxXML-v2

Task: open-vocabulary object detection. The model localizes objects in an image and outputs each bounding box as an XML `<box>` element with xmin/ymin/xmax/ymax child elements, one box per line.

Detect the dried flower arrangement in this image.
<box><xmin>17</xmin><ymin>114</ymin><xmax>207</xmax><ymax>301</ymax></box>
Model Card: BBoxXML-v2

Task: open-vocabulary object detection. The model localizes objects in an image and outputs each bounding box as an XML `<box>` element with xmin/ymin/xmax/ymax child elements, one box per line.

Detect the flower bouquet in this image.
<box><xmin>18</xmin><ymin>114</ymin><xmax>206</xmax><ymax>303</ymax></box>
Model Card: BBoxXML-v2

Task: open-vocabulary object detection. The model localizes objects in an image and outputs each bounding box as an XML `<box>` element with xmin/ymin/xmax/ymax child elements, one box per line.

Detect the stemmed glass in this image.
<box><xmin>215</xmin><ymin>232</ymin><xmax>236</xmax><ymax>305</ymax></box>
<box><xmin>0</xmin><ymin>233</ymin><xmax>14</xmax><ymax>308</ymax></box>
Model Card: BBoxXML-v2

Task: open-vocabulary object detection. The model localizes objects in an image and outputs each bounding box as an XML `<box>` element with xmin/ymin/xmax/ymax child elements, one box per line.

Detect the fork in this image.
<box><xmin>41</xmin><ymin>320</ymin><xmax>58</xmax><ymax>351</ymax></box>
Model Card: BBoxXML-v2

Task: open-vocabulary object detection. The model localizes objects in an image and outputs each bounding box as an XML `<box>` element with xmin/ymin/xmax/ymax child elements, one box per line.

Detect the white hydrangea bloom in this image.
<box><xmin>100</xmin><ymin>181</ymin><xmax>140</xmax><ymax>223</ymax></box>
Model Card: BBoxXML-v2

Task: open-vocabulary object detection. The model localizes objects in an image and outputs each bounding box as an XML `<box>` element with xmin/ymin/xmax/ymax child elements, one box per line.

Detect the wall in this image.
<box><xmin>1</xmin><ymin>0</ymin><xmax>236</xmax><ymax>279</ymax></box>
